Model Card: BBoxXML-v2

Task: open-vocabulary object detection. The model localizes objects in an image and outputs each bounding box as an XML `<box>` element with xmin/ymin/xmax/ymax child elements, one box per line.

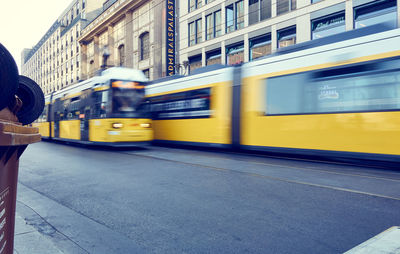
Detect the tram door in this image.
<box><xmin>80</xmin><ymin>90</ymin><xmax>92</xmax><ymax>142</ymax></box>
<box><xmin>81</xmin><ymin>107</ymin><xmax>90</xmax><ymax>141</ymax></box>
<box><xmin>54</xmin><ymin>113</ymin><xmax>60</xmax><ymax>138</ymax></box>
<box><xmin>231</xmin><ymin>65</ymin><xmax>242</xmax><ymax>149</ymax></box>
<box><xmin>54</xmin><ymin>99</ymin><xmax>61</xmax><ymax>138</ymax></box>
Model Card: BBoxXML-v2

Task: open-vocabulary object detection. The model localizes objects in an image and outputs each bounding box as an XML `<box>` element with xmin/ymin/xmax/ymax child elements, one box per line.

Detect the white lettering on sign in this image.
<box><xmin>0</xmin><ymin>189</ymin><xmax>9</xmax><ymax>207</ymax></box>
<box><xmin>0</xmin><ymin>218</ymin><xmax>5</xmax><ymax>231</ymax></box>
<box><xmin>0</xmin><ymin>240</ymin><xmax>6</xmax><ymax>254</ymax></box>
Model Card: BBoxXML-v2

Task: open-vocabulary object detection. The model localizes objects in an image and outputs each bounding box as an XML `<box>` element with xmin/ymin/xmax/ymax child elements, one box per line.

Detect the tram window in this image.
<box><xmin>37</xmin><ymin>105</ymin><xmax>48</xmax><ymax>122</ymax></box>
<box><xmin>92</xmin><ymin>90</ymin><xmax>108</xmax><ymax>118</ymax></box>
<box><xmin>112</xmin><ymin>89</ymin><xmax>142</xmax><ymax>113</ymax></box>
<box><xmin>149</xmin><ymin>88</ymin><xmax>211</xmax><ymax>119</ymax></box>
<box><xmin>266</xmin><ymin>59</ymin><xmax>400</xmax><ymax>115</ymax></box>
<box><xmin>64</xmin><ymin>97</ymin><xmax>81</xmax><ymax>120</ymax></box>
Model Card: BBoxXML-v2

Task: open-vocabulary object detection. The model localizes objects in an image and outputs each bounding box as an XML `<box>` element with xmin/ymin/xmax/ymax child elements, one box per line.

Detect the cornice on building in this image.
<box><xmin>79</xmin><ymin>0</ymin><xmax>148</xmax><ymax>43</ymax></box>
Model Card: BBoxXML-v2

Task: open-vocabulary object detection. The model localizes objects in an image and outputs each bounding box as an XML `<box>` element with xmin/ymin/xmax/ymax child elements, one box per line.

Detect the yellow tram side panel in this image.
<box><xmin>151</xmin><ymin>81</ymin><xmax>233</xmax><ymax>145</ymax></box>
<box><xmin>32</xmin><ymin>122</ymin><xmax>50</xmax><ymax>138</ymax></box>
<box><xmin>59</xmin><ymin>120</ymin><xmax>81</xmax><ymax>140</ymax></box>
<box><xmin>89</xmin><ymin>118</ymin><xmax>153</xmax><ymax>142</ymax></box>
<box><xmin>240</xmin><ymin>54</ymin><xmax>400</xmax><ymax>156</ymax></box>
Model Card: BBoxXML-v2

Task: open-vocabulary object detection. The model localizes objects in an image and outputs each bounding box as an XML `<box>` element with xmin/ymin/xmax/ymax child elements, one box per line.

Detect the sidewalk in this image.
<box><xmin>14</xmin><ymin>212</ymin><xmax>64</xmax><ymax>254</ymax></box>
<box><xmin>13</xmin><ymin>182</ymin><xmax>143</xmax><ymax>254</ymax></box>
<box><xmin>13</xmin><ymin>199</ymin><xmax>86</xmax><ymax>254</ymax></box>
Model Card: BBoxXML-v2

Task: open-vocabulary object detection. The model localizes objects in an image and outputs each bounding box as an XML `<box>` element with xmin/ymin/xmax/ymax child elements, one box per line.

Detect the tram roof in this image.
<box><xmin>147</xmin><ymin>74</ymin><xmax>185</xmax><ymax>85</ymax></box>
<box><xmin>189</xmin><ymin>64</ymin><xmax>228</xmax><ymax>75</ymax></box>
<box><xmin>101</xmin><ymin>67</ymin><xmax>148</xmax><ymax>82</ymax></box>
<box><xmin>51</xmin><ymin>67</ymin><xmax>148</xmax><ymax>100</ymax></box>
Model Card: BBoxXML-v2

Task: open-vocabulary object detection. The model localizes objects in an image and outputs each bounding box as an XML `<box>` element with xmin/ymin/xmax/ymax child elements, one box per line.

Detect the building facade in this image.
<box><xmin>22</xmin><ymin>0</ymin><xmax>400</xmax><ymax>94</ymax></box>
<box><xmin>179</xmin><ymin>0</ymin><xmax>400</xmax><ymax>73</ymax></box>
<box><xmin>21</xmin><ymin>0</ymin><xmax>103</xmax><ymax>95</ymax></box>
<box><xmin>79</xmin><ymin>0</ymin><xmax>173</xmax><ymax>81</ymax></box>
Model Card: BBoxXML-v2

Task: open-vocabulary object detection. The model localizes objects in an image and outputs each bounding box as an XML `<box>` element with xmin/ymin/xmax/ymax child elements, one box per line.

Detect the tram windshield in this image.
<box><xmin>111</xmin><ymin>80</ymin><xmax>147</xmax><ymax>117</ymax></box>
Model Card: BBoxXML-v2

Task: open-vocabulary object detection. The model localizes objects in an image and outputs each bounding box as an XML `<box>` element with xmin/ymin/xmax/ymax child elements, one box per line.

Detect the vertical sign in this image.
<box><xmin>166</xmin><ymin>0</ymin><xmax>175</xmax><ymax>76</ymax></box>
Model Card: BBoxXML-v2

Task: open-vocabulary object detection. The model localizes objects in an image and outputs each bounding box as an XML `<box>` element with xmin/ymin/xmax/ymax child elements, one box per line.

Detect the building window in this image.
<box><xmin>206</xmin><ymin>13</ymin><xmax>214</xmax><ymax>40</ymax></box>
<box><xmin>277</xmin><ymin>26</ymin><xmax>296</xmax><ymax>48</ymax></box>
<box><xmin>189</xmin><ymin>19</ymin><xmax>202</xmax><ymax>46</ymax></box>
<box><xmin>206</xmin><ymin>50</ymin><xmax>221</xmax><ymax>66</ymax></box>
<box><xmin>189</xmin><ymin>55</ymin><xmax>202</xmax><ymax>73</ymax></box>
<box><xmin>226</xmin><ymin>43</ymin><xmax>244</xmax><ymax>65</ymax></box>
<box><xmin>226</xmin><ymin>4</ymin><xmax>235</xmax><ymax>32</ymax></box>
<box><xmin>140</xmin><ymin>32</ymin><xmax>149</xmax><ymax>60</ymax></box>
<box><xmin>189</xmin><ymin>0</ymin><xmax>196</xmax><ymax>12</ymax></box>
<box><xmin>249</xmin><ymin>0</ymin><xmax>272</xmax><ymax>25</ymax></box>
<box><xmin>312</xmin><ymin>12</ymin><xmax>345</xmax><ymax>40</ymax></box>
<box><xmin>118</xmin><ymin>44</ymin><xmax>125</xmax><ymax>66</ymax></box>
<box><xmin>196</xmin><ymin>19</ymin><xmax>202</xmax><ymax>43</ymax></box>
<box><xmin>250</xmin><ymin>34</ymin><xmax>271</xmax><ymax>61</ymax></box>
<box><xmin>236</xmin><ymin>1</ymin><xmax>245</xmax><ymax>29</ymax></box>
<box><xmin>277</xmin><ymin>0</ymin><xmax>296</xmax><ymax>15</ymax></box>
<box><xmin>215</xmin><ymin>11</ymin><xmax>222</xmax><ymax>37</ymax></box>
<box><xmin>189</xmin><ymin>22</ymin><xmax>196</xmax><ymax>46</ymax></box>
<box><xmin>354</xmin><ymin>0</ymin><xmax>397</xmax><ymax>29</ymax></box>
<box><xmin>226</xmin><ymin>0</ymin><xmax>244</xmax><ymax>33</ymax></box>
<box><xmin>189</xmin><ymin>0</ymin><xmax>202</xmax><ymax>12</ymax></box>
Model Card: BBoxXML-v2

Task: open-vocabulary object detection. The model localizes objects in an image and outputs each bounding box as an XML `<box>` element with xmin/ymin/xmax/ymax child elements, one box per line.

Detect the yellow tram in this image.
<box><xmin>146</xmin><ymin>25</ymin><xmax>400</xmax><ymax>163</ymax></box>
<box><xmin>33</xmin><ymin>67</ymin><xmax>153</xmax><ymax>146</ymax></box>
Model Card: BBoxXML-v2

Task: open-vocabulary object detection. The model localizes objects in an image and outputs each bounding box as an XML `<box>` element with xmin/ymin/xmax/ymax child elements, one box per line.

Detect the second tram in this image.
<box><xmin>146</xmin><ymin>25</ymin><xmax>400</xmax><ymax>163</ymax></box>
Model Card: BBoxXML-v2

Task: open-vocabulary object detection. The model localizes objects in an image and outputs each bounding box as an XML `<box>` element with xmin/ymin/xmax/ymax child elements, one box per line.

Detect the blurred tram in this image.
<box><xmin>33</xmin><ymin>67</ymin><xmax>153</xmax><ymax>146</ymax></box>
<box><xmin>146</xmin><ymin>25</ymin><xmax>400</xmax><ymax>163</ymax></box>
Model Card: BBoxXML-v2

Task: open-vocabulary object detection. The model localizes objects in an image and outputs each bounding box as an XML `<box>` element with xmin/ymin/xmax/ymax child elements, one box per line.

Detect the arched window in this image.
<box><xmin>118</xmin><ymin>44</ymin><xmax>125</xmax><ymax>66</ymax></box>
<box><xmin>139</xmin><ymin>32</ymin><xmax>150</xmax><ymax>60</ymax></box>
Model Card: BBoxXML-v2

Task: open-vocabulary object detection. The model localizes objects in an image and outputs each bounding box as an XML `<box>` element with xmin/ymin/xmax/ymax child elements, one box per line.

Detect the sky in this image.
<box><xmin>0</xmin><ymin>0</ymin><xmax>73</xmax><ymax>71</ymax></box>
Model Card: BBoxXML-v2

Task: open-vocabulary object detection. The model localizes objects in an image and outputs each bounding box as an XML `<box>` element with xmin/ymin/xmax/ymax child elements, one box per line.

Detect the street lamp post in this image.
<box><xmin>175</xmin><ymin>61</ymin><xmax>190</xmax><ymax>75</ymax></box>
<box><xmin>101</xmin><ymin>46</ymin><xmax>110</xmax><ymax>70</ymax></box>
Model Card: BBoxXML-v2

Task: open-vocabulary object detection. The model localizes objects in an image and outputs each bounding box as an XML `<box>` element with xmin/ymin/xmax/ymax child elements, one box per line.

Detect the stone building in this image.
<box><xmin>79</xmin><ymin>0</ymin><xmax>174</xmax><ymax>81</ymax></box>
<box><xmin>21</xmin><ymin>0</ymin><xmax>103</xmax><ymax>95</ymax></box>
<box><xmin>179</xmin><ymin>0</ymin><xmax>400</xmax><ymax>73</ymax></box>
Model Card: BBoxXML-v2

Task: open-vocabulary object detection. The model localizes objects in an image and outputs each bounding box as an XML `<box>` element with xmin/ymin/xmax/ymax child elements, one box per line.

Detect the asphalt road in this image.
<box><xmin>15</xmin><ymin>141</ymin><xmax>400</xmax><ymax>254</ymax></box>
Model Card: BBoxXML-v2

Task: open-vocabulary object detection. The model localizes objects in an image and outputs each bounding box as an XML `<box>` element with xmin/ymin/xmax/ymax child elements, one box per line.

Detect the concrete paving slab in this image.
<box><xmin>345</xmin><ymin>226</ymin><xmax>400</xmax><ymax>254</ymax></box>
<box><xmin>14</xmin><ymin>214</ymin><xmax>63</xmax><ymax>254</ymax></box>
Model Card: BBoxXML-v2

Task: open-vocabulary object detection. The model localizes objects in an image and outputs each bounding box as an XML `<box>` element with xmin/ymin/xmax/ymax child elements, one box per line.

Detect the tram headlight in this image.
<box><xmin>140</xmin><ymin>123</ymin><xmax>151</xmax><ymax>128</ymax></box>
<box><xmin>112</xmin><ymin>123</ymin><xmax>124</xmax><ymax>129</ymax></box>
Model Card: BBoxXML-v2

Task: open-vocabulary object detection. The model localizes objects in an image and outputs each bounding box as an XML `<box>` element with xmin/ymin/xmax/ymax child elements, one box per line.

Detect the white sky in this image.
<box><xmin>0</xmin><ymin>0</ymin><xmax>73</xmax><ymax>71</ymax></box>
